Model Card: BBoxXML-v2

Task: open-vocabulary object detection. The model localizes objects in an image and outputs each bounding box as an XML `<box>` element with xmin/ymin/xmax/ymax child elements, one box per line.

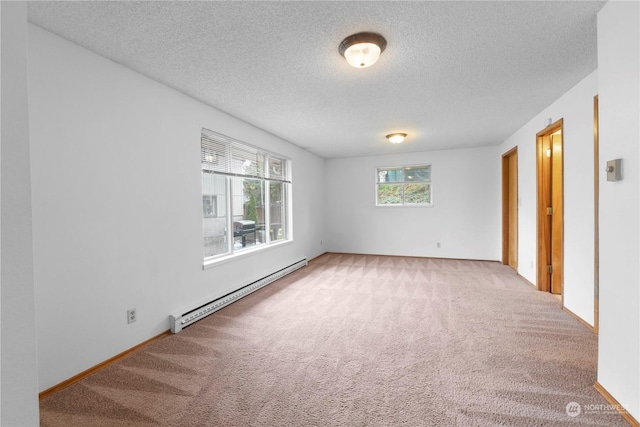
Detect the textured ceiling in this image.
<box><xmin>27</xmin><ymin>1</ymin><xmax>605</xmax><ymax>158</ymax></box>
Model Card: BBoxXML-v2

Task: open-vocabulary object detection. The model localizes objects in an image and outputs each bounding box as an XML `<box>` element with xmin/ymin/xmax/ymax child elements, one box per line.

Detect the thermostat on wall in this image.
<box><xmin>606</xmin><ymin>159</ymin><xmax>622</xmax><ymax>182</ymax></box>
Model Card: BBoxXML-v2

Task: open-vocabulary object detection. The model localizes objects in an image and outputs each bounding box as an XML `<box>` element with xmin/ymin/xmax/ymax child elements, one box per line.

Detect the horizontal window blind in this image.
<box><xmin>202</xmin><ymin>129</ymin><xmax>290</xmax><ymax>183</ymax></box>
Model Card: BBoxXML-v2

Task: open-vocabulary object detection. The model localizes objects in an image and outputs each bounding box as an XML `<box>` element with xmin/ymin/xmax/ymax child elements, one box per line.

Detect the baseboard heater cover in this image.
<box><xmin>170</xmin><ymin>258</ymin><xmax>307</xmax><ymax>333</ymax></box>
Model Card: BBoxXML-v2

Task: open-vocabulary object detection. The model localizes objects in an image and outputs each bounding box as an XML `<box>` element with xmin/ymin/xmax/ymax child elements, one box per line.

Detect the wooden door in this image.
<box><xmin>537</xmin><ymin>120</ymin><xmax>563</xmax><ymax>294</ymax></box>
<box><xmin>550</xmin><ymin>132</ymin><xmax>563</xmax><ymax>294</ymax></box>
<box><xmin>502</xmin><ymin>148</ymin><xmax>518</xmax><ymax>270</ymax></box>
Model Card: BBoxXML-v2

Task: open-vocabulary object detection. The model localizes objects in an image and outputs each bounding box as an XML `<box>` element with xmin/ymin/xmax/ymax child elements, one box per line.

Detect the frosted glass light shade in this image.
<box><xmin>344</xmin><ymin>42</ymin><xmax>382</xmax><ymax>68</ymax></box>
<box><xmin>339</xmin><ymin>32</ymin><xmax>387</xmax><ymax>69</ymax></box>
<box><xmin>386</xmin><ymin>133</ymin><xmax>407</xmax><ymax>144</ymax></box>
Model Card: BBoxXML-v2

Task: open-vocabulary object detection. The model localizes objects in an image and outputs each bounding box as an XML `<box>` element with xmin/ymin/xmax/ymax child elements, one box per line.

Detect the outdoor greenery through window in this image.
<box><xmin>376</xmin><ymin>165</ymin><xmax>432</xmax><ymax>206</ymax></box>
<box><xmin>202</xmin><ymin>129</ymin><xmax>291</xmax><ymax>260</ymax></box>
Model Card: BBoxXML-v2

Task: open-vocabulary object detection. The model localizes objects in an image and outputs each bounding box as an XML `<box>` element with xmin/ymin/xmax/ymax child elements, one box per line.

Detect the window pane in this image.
<box><xmin>404</xmin><ymin>166</ymin><xmax>430</xmax><ymax>182</ymax></box>
<box><xmin>230</xmin><ymin>145</ymin><xmax>264</xmax><ymax>177</ymax></box>
<box><xmin>270</xmin><ymin>181</ymin><xmax>286</xmax><ymax>241</ymax></box>
<box><xmin>404</xmin><ymin>183</ymin><xmax>431</xmax><ymax>204</ymax></box>
<box><xmin>378</xmin><ymin>168</ymin><xmax>403</xmax><ymax>183</ymax></box>
<box><xmin>201</xmin><ymin>133</ymin><xmax>228</xmax><ymax>173</ymax></box>
<box><xmin>232</xmin><ymin>178</ymin><xmax>264</xmax><ymax>250</ymax></box>
<box><xmin>203</xmin><ymin>173</ymin><xmax>228</xmax><ymax>257</ymax></box>
<box><xmin>377</xmin><ymin>184</ymin><xmax>403</xmax><ymax>204</ymax></box>
<box><xmin>269</xmin><ymin>157</ymin><xmax>285</xmax><ymax>181</ymax></box>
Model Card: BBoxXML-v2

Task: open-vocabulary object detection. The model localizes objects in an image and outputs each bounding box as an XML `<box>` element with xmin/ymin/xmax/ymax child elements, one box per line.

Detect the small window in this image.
<box><xmin>376</xmin><ymin>165</ymin><xmax>432</xmax><ymax>206</ymax></box>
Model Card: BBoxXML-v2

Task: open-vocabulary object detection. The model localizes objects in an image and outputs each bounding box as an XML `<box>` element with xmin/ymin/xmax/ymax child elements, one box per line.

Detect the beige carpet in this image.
<box><xmin>40</xmin><ymin>253</ymin><xmax>627</xmax><ymax>426</ymax></box>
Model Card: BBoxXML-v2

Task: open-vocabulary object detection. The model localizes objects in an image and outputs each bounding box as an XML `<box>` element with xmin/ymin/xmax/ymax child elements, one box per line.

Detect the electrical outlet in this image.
<box><xmin>127</xmin><ymin>308</ymin><xmax>137</xmax><ymax>324</ymax></box>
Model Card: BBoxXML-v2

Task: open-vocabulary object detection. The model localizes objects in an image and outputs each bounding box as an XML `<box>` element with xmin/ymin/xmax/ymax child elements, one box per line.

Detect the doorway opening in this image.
<box><xmin>536</xmin><ymin>119</ymin><xmax>564</xmax><ymax>295</ymax></box>
<box><xmin>502</xmin><ymin>147</ymin><xmax>518</xmax><ymax>270</ymax></box>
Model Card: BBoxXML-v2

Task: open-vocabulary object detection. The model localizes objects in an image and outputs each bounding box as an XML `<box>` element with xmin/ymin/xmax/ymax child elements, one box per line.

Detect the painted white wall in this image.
<box><xmin>28</xmin><ymin>25</ymin><xmax>325</xmax><ymax>391</ymax></box>
<box><xmin>1</xmin><ymin>3</ymin><xmax>40</xmax><ymax>425</ymax></box>
<box><xmin>324</xmin><ymin>147</ymin><xmax>501</xmax><ymax>260</ymax></box>
<box><xmin>596</xmin><ymin>1</ymin><xmax>640</xmax><ymax>420</ymax></box>
<box><xmin>497</xmin><ymin>71</ymin><xmax>598</xmax><ymax>325</ymax></box>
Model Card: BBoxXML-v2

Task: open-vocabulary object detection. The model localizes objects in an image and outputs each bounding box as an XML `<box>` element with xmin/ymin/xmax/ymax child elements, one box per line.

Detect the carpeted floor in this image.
<box><xmin>40</xmin><ymin>253</ymin><xmax>628</xmax><ymax>426</ymax></box>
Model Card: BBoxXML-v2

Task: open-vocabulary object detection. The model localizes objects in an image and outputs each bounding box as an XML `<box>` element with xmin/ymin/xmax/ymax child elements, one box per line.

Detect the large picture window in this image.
<box><xmin>202</xmin><ymin>129</ymin><xmax>291</xmax><ymax>260</ymax></box>
<box><xmin>376</xmin><ymin>164</ymin><xmax>432</xmax><ymax>206</ymax></box>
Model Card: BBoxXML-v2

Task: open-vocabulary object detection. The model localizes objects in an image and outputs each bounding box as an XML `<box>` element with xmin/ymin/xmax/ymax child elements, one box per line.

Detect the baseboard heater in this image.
<box><xmin>169</xmin><ymin>258</ymin><xmax>307</xmax><ymax>333</ymax></box>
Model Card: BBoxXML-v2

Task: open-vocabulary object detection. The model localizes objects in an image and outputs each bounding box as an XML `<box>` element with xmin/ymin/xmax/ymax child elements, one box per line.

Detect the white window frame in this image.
<box><xmin>375</xmin><ymin>164</ymin><xmax>432</xmax><ymax>207</ymax></box>
<box><xmin>201</xmin><ymin>128</ymin><xmax>292</xmax><ymax>267</ymax></box>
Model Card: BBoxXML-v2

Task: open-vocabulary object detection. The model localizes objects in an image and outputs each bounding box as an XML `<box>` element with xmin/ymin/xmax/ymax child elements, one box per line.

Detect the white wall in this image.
<box><xmin>324</xmin><ymin>147</ymin><xmax>501</xmax><ymax>260</ymax></box>
<box><xmin>497</xmin><ymin>71</ymin><xmax>598</xmax><ymax>325</ymax></box>
<box><xmin>596</xmin><ymin>1</ymin><xmax>640</xmax><ymax>420</ymax></box>
<box><xmin>28</xmin><ymin>25</ymin><xmax>325</xmax><ymax>391</ymax></box>
<box><xmin>1</xmin><ymin>3</ymin><xmax>40</xmax><ymax>425</ymax></box>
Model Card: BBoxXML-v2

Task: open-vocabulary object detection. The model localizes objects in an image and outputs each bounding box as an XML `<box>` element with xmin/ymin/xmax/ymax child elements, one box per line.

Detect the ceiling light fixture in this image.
<box><xmin>339</xmin><ymin>32</ymin><xmax>387</xmax><ymax>68</ymax></box>
<box><xmin>386</xmin><ymin>133</ymin><xmax>407</xmax><ymax>144</ymax></box>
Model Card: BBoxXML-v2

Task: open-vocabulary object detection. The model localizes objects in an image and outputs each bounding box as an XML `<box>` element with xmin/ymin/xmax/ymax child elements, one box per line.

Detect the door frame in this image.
<box><xmin>501</xmin><ymin>147</ymin><xmax>518</xmax><ymax>269</ymax></box>
<box><xmin>593</xmin><ymin>96</ymin><xmax>599</xmax><ymax>333</ymax></box>
<box><xmin>536</xmin><ymin>119</ymin><xmax>564</xmax><ymax>293</ymax></box>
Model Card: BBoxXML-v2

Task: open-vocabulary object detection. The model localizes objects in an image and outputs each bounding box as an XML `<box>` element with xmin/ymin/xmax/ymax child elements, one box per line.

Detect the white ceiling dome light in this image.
<box><xmin>386</xmin><ymin>133</ymin><xmax>407</xmax><ymax>144</ymax></box>
<box><xmin>339</xmin><ymin>32</ymin><xmax>387</xmax><ymax>68</ymax></box>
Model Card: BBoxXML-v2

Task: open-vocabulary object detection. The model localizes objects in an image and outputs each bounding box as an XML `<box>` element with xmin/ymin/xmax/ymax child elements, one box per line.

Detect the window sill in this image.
<box><xmin>202</xmin><ymin>239</ymin><xmax>293</xmax><ymax>270</ymax></box>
